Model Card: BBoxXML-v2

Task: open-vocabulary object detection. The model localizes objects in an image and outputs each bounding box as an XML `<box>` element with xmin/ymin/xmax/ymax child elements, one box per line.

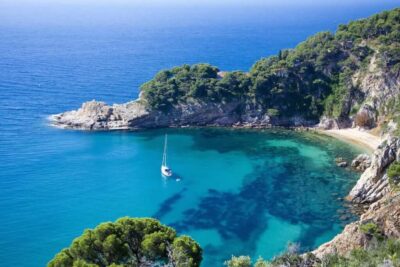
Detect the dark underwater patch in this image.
<box><xmin>153</xmin><ymin>188</ymin><xmax>187</xmax><ymax>220</ymax></box>
<box><xmin>149</xmin><ymin>128</ymin><xmax>361</xmax><ymax>265</ymax></box>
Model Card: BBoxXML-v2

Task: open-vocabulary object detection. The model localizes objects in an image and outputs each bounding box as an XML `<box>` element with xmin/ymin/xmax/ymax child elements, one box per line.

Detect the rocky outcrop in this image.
<box><xmin>335</xmin><ymin>157</ymin><xmax>348</xmax><ymax>168</ymax></box>
<box><xmin>313</xmin><ymin>191</ymin><xmax>400</xmax><ymax>258</ymax></box>
<box><xmin>351</xmin><ymin>154</ymin><xmax>371</xmax><ymax>172</ymax></box>
<box><xmin>317</xmin><ymin>116</ymin><xmax>352</xmax><ymax>130</ymax></box>
<box><xmin>347</xmin><ymin>137</ymin><xmax>400</xmax><ymax>204</ymax></box>
<box><xmin>50</xmin><ymin>100</ymin><xmax>151</xmax><ymax>130</ymax></box>
<box><xmin>49</xmin><ymin>99</ymin><xmax>319</xmax><ymax>130</ymax></box>
<box><xmin>313</xmin><ymin>137</ymin><xmax>400</xmax><ymax>259</ymax></box>
<box><xmin>355</xmin><ymin>60</ymin><xmax>400</xmax><ymax>114</ymax></box>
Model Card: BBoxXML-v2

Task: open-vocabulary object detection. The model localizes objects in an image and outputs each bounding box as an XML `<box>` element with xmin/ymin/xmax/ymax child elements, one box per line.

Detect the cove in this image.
<box><xmin>9</xmin><ymin>127</ymin><xmax>364</xmax><ymax>266</ymax></box>
<box><xmin>1</xmin><ymin>2</ymin><xmax>398</xmax><ymax>266</ymax></box>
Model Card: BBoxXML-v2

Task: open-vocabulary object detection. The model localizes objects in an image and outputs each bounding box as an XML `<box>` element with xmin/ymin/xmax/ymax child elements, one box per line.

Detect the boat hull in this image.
<box><xmin>161</xmin><ymin>165</ymin><xmax>172</xmax><ymax>177</ymax></box>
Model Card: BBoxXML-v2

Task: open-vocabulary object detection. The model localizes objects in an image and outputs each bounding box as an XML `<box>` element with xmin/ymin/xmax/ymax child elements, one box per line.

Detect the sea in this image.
<box><xmin>0</xmin><ymin>1</ymin><xmax>398</xmax><ymax>266</ymax></box>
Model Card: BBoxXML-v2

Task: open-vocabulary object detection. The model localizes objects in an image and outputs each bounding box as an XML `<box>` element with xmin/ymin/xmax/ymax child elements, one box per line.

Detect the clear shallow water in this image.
<box><xmin>0</xmin><ymin>2</ymin><xmax>398</xmax><ymax>266</ymax></box>
<box><xmin>2</xmin><ymin>127</ymin><xmax>365</xmax><ymax>266</ymax></box>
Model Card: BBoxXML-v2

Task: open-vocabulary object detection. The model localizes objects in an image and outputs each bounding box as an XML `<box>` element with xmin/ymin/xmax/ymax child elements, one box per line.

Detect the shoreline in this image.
<box><xmin>48</xmin><ymin>112</ymin><xmax>383</xmax><ymax>152</ymax></box>
<box><xmin>316</xmin><ymin>128</ymin><xmax>383</xmax><ymax>153</ymax></box>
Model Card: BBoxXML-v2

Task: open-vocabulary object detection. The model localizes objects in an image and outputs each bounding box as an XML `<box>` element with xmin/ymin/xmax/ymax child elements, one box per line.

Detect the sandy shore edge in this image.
<box><xmin>316</xmin><ymin>128</ymin><xmax>383</xmax><ymax>153</ymax></box>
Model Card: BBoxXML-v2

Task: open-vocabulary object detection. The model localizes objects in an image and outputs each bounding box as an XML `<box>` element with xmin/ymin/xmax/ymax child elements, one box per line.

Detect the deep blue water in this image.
<box><xmin>0</xmin><ymin>2</ymin><xmax>399</xmax><ymax>266</ymax></box>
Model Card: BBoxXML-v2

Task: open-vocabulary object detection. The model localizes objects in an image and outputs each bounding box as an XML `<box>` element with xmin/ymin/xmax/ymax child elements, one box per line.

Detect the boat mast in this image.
<box><xmin>162</xmin><ymin>134</ymin><xmax>168</xmax><ymax>166</ymax></box>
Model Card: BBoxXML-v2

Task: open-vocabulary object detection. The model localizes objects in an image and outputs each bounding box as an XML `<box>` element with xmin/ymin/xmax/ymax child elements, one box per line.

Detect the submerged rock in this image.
<box><xmin>337</xmin><ymin>162</ymin><xmax>348</xmax><ymax>168</ymax></box>
<box><xmin>335</xmin><ymin>157</ymin><xmax>348</xmax><ymax>168</ymax></box>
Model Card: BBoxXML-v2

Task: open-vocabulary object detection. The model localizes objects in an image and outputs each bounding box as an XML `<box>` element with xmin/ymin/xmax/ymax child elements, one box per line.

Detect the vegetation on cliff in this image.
<box><xmin>225</xmin><ymin>239</ymin><xmax>400</xmax><ymax>266</ymax></box>
<box><xmin>141</xmin><ymin>64</ymin><xmax>251</xmax><ymax>111</ymax></box>
<box><xmin>48</xmin><ymin>217</ymin><xmax>202</xmax><ymax>267</ymax></box>
<box><xmin>140</xmin><ymin>8</ymin><xmax>400</xmax><ymax>123</ymax></box>
<box><xmin>388</xmin><ymin>161</ymin><xmax>400</xmax><ymax>190</ymax></box>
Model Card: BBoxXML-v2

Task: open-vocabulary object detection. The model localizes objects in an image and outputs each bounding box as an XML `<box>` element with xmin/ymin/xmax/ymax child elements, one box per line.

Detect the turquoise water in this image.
<box><xmin>0</xmin><ymin>1</ymin><xmax>397</xmax><ymax>266</ymax></box>
<box><xmin>2</xmin><ymin>127</ymin><xmax>365</xmax><ymax>266</ymax></box>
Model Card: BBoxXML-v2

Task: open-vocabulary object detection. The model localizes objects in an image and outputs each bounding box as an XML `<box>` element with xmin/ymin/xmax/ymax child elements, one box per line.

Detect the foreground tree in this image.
<box><xmin>48</xmin><ymin>217</ymin><xmax>202</xmax><ymax>267</ymax></box>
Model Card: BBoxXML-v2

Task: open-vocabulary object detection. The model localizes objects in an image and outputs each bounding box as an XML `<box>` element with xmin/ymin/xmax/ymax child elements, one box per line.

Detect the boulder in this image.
<box><xmin>49</xmin><ymin>100</ymin><xmax>150</xmax><ymax>130</ymax></box>
<box><xmin>351</xmin><ymin>154</ymin><xmax>372</xmax><ymax>172</ymax></box>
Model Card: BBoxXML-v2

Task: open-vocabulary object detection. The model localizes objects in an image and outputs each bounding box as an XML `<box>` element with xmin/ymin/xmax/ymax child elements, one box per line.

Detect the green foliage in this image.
<box><xmin>269</xmin><ymin>252</ymin><xmax>304</xmax><ymax>266</ymax></box>
<box><xmin>48</xmin><ymin>217</ymin><xmax>202</xmax><ymax>267</ymax></box>
<box><xmin>360</xmin><ymin>222</ymin><xmax>384</xmax><ymax>241</ymax></box>
<box><xmin>171</xmin><ymin>235</ymin><xmax>203</xmax><ymax>267</ymax></box>
<box><xmin>141</xmin><ymin>64</ymin><xmax>250</xmax><ymax>110</ymax></box>
<box><xmin>388</xmin><ymin>162</ymin><xmax>400</xmax><ymax>190</ymax></box>
<box><xmin>336</xmin><ymin>8</ymin><xmax>400</xmax><ymax>42</ymax></box>
<box><xmin>226</xmin><ymin>238</ymin><xmax>400</xmax><ymax>267</ymax></box>
<box><xmin>224</xmin><ymin>256</ymin><xmax>252</xmax><ymax>267</ymax></box>
<box><xmin>319</xmin><ymin>238</ymin><xmax>400</xmax><ymax>267</ymax></box>
<box><xmin>323</xmin><ymin>79</ymin><xmax>347</xmax><ymax>118</ymax></box>
<box><xmin>266</xmin><ymin>108</ymin><xmax>280</xmax><ymax>117</ymax></box>
<box><xmin>254</xmin><ymin>257</ymin><xmax>269</xmax><ymax>267</ymax></box>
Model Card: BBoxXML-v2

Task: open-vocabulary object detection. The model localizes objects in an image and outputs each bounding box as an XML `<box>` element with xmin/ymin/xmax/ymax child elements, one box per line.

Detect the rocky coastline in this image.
<box><xmin>313</xmin><ymin>136</ymin><xmax>400</xmax><ymax>258</ymax></box>
<box><xmin>49</xmin><ymin>98</ymin><xmax>319</xmax><ymax>131</ymax></box>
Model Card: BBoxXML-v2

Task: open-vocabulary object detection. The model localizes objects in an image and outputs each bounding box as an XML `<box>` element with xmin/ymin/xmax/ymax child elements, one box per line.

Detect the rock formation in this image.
<box><xmin>313</xmin><ymin>191</ymin><xmax>400</xmax><ymax>258</ymax></box>
<box><xmin>49</xmin><ymin>98</ymin><xmax>320</xmax><ymax>130</ymax></box>
<box><xmin>348</xmin><ymin>137</ymin><xmax>400</xmax><ymax>204</ymax></box>
<box><xmin>313</xmin><ymin>137</ymin><xmax>400</xmax><ymax>259</ymax></box>
<box><xmin>351</xmin><ymin>153</ymin><xmax>372</xmax><ymax>172</ymax></box>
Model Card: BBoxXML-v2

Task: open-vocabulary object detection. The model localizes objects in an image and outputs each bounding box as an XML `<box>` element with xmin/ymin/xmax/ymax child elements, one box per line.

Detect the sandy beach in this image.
<box><xmin>320</xmin><ymin>128</ymin><xmax>383</xmax><ymax>152</ymax></box>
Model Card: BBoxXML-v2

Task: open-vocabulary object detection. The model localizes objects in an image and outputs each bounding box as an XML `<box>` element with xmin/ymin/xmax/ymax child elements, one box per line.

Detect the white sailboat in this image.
<box><xmin>161</xmin><ymin>134</ymin><xmax>173</xmax><ymax>177</ymax></box>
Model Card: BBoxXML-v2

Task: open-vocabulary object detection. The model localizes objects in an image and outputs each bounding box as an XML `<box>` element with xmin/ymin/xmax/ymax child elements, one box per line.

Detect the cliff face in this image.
<box><xmin>313</xmin><ymin>137</ymin><xmax>400</xmax><ymax>258</ymax></box>
<box><xmin>356</xmin><ymin>56</ymin><xmax>400</xmax><ymax>111</ymax></box>
<box><xmin>313</xmin><ymin>191</ymin><xmax>400</xmax><ymax>258</ymax></box>
<box><xmin>348</xmin><ymin>137</ymin><xmax>400</xmax><ymax>204</ymax></box>
<box><xmin>318</xmin><ymin>54</ymin><xmax>400</xmax><ymax>130</ymax></box>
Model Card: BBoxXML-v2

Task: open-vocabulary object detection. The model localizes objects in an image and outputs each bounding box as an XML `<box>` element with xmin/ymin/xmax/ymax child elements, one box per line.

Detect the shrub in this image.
<box><xmin>360</xmin><ymin>222</ymin><xmax>384</xmax><ymax>242</ymax></box>
<box><xmin>224</xmin><ymin>256</ymin><xmax>252</xmax><ymax>267</ymax></box>
<box><xmin>388</xmin><ymin>162</ymin><xmax>400</xmax><ymax>190</ymax></box>
<box><xmin>354</xmin><ymin>111</ymin><xmax>372</xmax><ymax>128</ymax></box>
<box><xmin>266</xmin><ymin>108</ymin><xmax>280</xmax><ymax>117</ymax></box>
<box><xmin>48</xmin><ymin>217</ymin><xmax>202</xmax><ymax>267</ymax></box>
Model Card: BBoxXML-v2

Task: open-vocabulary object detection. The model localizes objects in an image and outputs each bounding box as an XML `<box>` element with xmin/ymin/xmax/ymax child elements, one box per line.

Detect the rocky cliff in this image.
<box><xmin>313</xmin><ymin>137</ymin><xmax>400</xmax><ymax>259</ymax></box>
<box><xmin>348</xmin><ymin>137</ymin><xmax>400</xmax><ymax>204</ymax></box>
<box><xmin>313</xmin><ymin>190</ymin><xmax>400</xmax><ymax>258</ymax></box>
